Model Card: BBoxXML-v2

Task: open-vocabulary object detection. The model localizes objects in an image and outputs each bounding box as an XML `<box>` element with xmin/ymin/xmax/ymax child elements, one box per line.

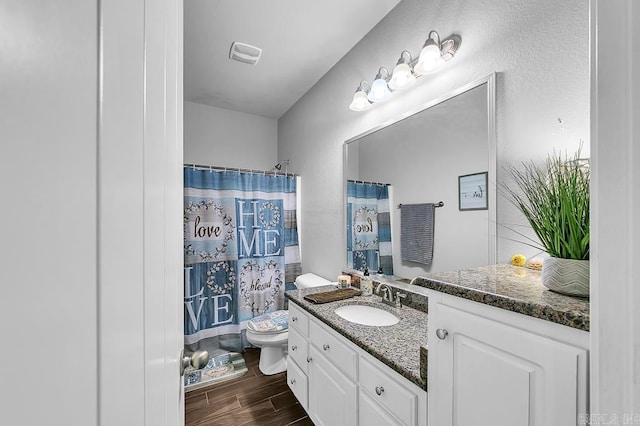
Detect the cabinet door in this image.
<box><xmin>308</xmin><ymin>346</ymin><xmax>357</xmax><ymax>426</ymax></box>
<box><xmin>287</xmin><ymin>358</ymin><xmax>308</xmax><ymax>410</ymax></box>
<box><xmin>359</xmin><ymin>356</ymin><xmax>418</xmax><ymax>426</ymax></box>
<box><xmin>359</xmin><ymin>389</ymin><xmax>403</xmax><ymax>426</ymax></box>
<box><xmin>429</xmin><ymin>303</ymin><xmax>587</xmax><ymax>426</ymax></box>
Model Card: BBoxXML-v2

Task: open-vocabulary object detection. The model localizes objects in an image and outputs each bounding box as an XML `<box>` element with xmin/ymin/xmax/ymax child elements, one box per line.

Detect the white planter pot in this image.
<box><xmin>541</xmin><ymin>257</ymin><xmax>590</xmax><ymax>297</ymax></box>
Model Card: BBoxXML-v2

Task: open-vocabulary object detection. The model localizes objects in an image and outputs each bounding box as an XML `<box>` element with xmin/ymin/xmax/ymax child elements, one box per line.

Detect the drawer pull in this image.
<box><xmin>291</xmin><ymin>316</ymin><xmax>298</xmax><ymax>322</ymax></box>
<box><xmin>436</xmin><ymin>328</ymin><xmax>449</xmax><ymax>340</ymax></box>
<box><xmin>290</xmin><ymin>378</ymin><xmax>296</xmax><ymax>385</ymax></box>
<box><xmin>375</xmin><ymin>386</ymin><xmax>384</xmax><ymax>396</ymax></box>
<box><xmin>291</xmin><ymin>345</ymin><xmax>297</xmax><ymax>351</ymax></box>
<box><xmin>307</xmin><ymin>356</ymin><xmax>313</xmax><ymax>363</ymax></box>
<box><xmin>323</xmin><ymin>344</ymin><xmax>330</xmax><ymax>351</ymax></box>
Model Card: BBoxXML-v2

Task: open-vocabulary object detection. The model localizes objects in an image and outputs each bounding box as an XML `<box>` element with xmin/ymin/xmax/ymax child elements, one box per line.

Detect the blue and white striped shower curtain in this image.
<box><xmin>346</xmin><ymin>180</ymin><xmax>393</xmax><ymax>275</ymax></box>
<box><xmin>183</xmin><ymin>167</ymin><xmax>300</xmax><ymax>353</ymax></box>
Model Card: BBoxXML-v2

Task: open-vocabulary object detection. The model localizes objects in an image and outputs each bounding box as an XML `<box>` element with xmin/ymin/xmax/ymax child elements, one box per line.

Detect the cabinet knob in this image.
<box><xmin>291</xmin><ymin>316</ymin><xmax>297</xmax><ymax>322</ymax></box>
<box><xmin>436</xmin><ymin>328</ymin><xmax>449</xmax><ymax>340</ymax></box>
<box><xmin>375</xmin><ymin>386</ymin><xmax>384</xmax><ymax>396</ymax></box>
<box><xmin>290</xmin><ymin>378</ymin><xmax>296</xmax><ymax>385</ymax></box>
<box><xmin>323</xmin><ymin>344</ymin><xmax>330</xmax><ymax>351</ymax></box>
<box><xmin>307</xmin><ymin>356</ymin><xmax>313</xmax><ymax>363</ymax></box>
<box><xmin>291</xmin><ymin>345</ymin><xmax>297</xmax><ymax>351</ymax></box>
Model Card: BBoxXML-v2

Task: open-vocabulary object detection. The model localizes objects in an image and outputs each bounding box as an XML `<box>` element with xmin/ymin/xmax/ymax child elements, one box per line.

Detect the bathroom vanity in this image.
<box><xmin>417</xmin><ymin>264</ymin><xmax>590</xmax><ymax>426</ymax></box>
<box><xmin>287</xmin><ymin>264</ymin><xmax>590</xmax><ymax>426</ymax></box>
<box><xmin>286</xmin><ymin>286</ymin><xmax>428</xmax><ymax>426</ymax></box>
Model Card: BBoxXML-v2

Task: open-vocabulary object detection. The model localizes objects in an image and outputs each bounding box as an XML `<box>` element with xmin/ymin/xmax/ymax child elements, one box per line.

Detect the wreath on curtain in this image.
<box><xmin>352</xmin><ymin>206</ymin><xmax>379</xmax><ymax>250</ymax></box>
<box><xmin>258</xmin><ymin>201</ymin><xmax>281</xmax><ymax>229</ymax></box>
<box><xmin>183</xmin><ymin>200</ymin><xmax>236</xmax><ymax>261</ymax></box>
<box><xmin>239</xmin><ymin>259</ymin><xmax>284</xmax><ymax>315</ymax></box>
<box><xmin>354</xmin><ymin>251</ymin><xmax>369</xmax><ymax>270</ymax></box>
<box><xmin>205</xmin><ymin>261</ymin><xmax>236</xmax><ymax>295</ymax></box>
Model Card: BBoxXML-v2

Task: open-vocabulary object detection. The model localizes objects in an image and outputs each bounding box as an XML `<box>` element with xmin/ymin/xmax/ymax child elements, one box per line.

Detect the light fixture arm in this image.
<box><xmin>376</xmin><ymin>67</ymin><xmax>390</xmax><ymax>81</ymax></box>
<box><xmin>427</xmin><ymin>30</ymin><xmax>441</xmax><ymax>48</ymax></box>
<box><xmin>397</xmin><ymin>50</ymin><xmax>413</xmax><ymax>65</ymax></box>
<box><xmin>356</xmin><ymin>80</ymin><xmax>370</xmax><ymax>93</ymax></box>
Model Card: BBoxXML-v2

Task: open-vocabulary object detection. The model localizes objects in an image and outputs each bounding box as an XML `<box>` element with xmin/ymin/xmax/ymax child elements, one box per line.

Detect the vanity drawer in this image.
<box><xmin>309</xmin><ymin>319</ymin><xmax>357</xmax><ymax>380</ymax></box>
<box><xmin>288</xmin><ymin>326</ymin><xmax>308</xmax><ymax>373</ymax></box>
<box><xmin>289</xmin><ymin>302</ymin><xmax>309</xmax><ymax>335</ymax></box>
<box><xmin>359</xmin><ymin>355</ymin><xmax>418</xmax><ymax>426</ymax></box>
<box><xmin>287</xmin><ymin>358</ymin><xmax>308</xmax><ymax>410</ymax></box>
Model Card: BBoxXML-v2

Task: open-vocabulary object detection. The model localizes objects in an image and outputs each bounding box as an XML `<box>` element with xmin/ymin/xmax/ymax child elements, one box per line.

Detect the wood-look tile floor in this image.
<box><xmin>185</xmin><ymin>349</ymin><xmax>314</xmax><ymax>426</ymax></box>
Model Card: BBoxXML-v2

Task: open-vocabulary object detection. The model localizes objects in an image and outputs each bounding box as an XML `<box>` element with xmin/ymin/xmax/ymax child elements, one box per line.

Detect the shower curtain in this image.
<box><xmin>346</xmin><ymin>180</ymin><xmax>393</xmax><ymax>275</ymax></box>
<box><xmin>183</xmin><ymin>167</ymin><xmax>300</xmax><ymax>354</ymax></box>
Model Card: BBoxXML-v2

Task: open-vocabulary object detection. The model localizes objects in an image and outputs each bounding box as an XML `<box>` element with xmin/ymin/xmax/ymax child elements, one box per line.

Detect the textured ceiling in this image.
<box><xmin>184</xmin><ymin>0</ymin><xmax>401</xmax><ymax>119</ymax></box>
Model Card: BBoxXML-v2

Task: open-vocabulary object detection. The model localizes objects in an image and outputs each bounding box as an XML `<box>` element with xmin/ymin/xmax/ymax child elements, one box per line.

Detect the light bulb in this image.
<box><xmin>415</xmin><ymin>31</ymin><xmax>444</xmax><ymax>75</ymax></box>
<box><xmin>367</xmin><ymin>69</ymin><xmax>392</xmax><ymax>103</ymax></box>
<box><xmin>389</xmin><ymin>62</ymin><xmax>416</xmax><ymax>90</ymax></box>
<box><xmin>349</xmin><ymin>90</ymin><xmax>371</xmax><ymax>111</ymax></box>
<box><xmin>414</xmin><ymin>55</ymin><xmax>444</xmax><ymax>75</ymax></box>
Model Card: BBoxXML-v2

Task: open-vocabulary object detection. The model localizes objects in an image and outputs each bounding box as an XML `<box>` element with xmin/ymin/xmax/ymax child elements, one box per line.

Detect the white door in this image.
<box><xmin>0</xmin><ymin>1</ymin><xmax>184</xmax><ymax>425</ymax></box>
<box><xmin>99</xmin><ymin>0</ymin><xmax>185</xmax><ymax>425</ymax></box>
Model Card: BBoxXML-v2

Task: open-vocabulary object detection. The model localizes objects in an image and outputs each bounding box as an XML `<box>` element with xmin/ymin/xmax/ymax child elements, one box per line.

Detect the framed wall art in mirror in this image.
<box><xmin>458</xmin><ymin>171</ymin><xmax>489</xmax><ymax>211</ymax></box>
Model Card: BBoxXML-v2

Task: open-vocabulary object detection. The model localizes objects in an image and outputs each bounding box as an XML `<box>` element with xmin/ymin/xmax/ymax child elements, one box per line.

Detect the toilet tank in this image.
<box><xmin>294</xmin><ymin>273</ymin><xmax>332</xmax><ymax>289</ymax></box>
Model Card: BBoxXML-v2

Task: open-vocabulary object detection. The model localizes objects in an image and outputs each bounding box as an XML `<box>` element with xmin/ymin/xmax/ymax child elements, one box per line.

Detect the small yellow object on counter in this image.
<box><xmin>511</xmin><ymin>254</ymin><xmax>527</xmax><ymax>267</ymax></box>
<box><xmin>525</xmin><ymin>260</ymin><xmax>543</xmax><ymax>270</ymax></box>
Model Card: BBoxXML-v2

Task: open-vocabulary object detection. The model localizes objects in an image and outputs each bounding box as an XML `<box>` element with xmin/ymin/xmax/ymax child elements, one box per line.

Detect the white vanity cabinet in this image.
<box><xmin>427</xmin><ymin>291</ymin><xmax>589</xmax><ymax>426</ymax></box>
<box><xmin>287</xmin><ymin>301</ymin><xmax>428</xmax><ymax>426</ymax></box>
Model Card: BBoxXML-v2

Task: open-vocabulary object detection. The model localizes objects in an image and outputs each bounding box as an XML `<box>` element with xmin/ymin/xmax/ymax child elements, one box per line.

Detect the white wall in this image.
<box><xmin>0</xmin><ymin>2</ymin><xmax>98</xmax><ymax>425</ymax></box>
<box><xmin>278</xmin><ymin>0</ymin><xmax>589</xmax><ymax>277</ymax></box>
<box><xmin>184</xmin><ymin>101</ymin><xmax>278</xmax><ymax>171</ymax></box>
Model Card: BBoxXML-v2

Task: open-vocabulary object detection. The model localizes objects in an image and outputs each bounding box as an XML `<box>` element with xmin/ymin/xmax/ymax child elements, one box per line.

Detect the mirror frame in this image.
<box><xmin>342</xmin><ymin>73</ymin><xmax>497</xmax><ymax>277</ymax></box>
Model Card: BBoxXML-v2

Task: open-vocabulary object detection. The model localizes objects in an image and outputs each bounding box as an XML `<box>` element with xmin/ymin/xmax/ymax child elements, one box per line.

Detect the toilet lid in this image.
<box><xmin>247</xmin><ymin>310</ymin><xmax>289</xmax><ymax>333</ymax></box>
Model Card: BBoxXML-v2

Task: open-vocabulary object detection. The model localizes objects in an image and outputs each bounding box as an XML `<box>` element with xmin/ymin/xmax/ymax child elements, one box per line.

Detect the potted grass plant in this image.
<box><xmin>503</xmin><ymin>147</ymin><xmax>590</xmax><ymax>297</ymax></box>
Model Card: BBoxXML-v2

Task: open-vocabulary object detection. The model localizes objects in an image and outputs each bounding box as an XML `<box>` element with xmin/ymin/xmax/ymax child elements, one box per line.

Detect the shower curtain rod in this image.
<box><xmin>347</xmin><ymin>179</ymin><xmax>390</xmax><ymax>186</ymax></box>
<box><xmin>184</xmin><ymin>163</ymin><xmax>298</xmax><ymax>177</ymax></box>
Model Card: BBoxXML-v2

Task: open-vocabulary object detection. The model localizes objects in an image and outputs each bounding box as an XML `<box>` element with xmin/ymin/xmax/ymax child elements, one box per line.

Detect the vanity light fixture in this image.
<box><xmin>388</xmin><ymin>51</ymin><xmax>416</xmax><ymax>90</ymax></box>
<box><xmin>349</xmin><ymin>30</ymin><xmax>460</xmax><ymax>111</ymax></box>
<box><xmin>368</xmin><ymin>68</ymin><xmax>392</xmax><ymax>103</ymax></box>
<box><xmin>349</xmin><ymin>80</ymin><xmax>372</xmax><ymax>111</ymax></box>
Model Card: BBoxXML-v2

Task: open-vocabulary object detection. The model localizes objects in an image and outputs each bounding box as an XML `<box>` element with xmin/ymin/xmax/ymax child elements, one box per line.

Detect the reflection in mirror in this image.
<box><xmin>344</xmin><ymin>75</ymin><xmax>496</xmax><ymax>280</ymax></box>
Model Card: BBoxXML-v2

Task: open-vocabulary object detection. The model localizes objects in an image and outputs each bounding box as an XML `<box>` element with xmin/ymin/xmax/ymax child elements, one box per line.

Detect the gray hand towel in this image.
<box><xmin>400</xmin><ymin>203</ymin><xmax>435</xmax><ymax>265</ymax></box>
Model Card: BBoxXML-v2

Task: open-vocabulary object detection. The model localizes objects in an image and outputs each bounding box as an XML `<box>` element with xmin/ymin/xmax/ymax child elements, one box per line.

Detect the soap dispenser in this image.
<box><xmin>361</xmin><ymin>268</ymin><xmax>373</xmax><ymax>296</ymax></box>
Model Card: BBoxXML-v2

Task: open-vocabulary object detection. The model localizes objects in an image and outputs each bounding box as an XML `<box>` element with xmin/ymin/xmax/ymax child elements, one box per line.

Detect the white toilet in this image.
<box><xmin>246</xmin><ymin>273</ymin><xmax>332</xmax><ymax>375</ymax></box>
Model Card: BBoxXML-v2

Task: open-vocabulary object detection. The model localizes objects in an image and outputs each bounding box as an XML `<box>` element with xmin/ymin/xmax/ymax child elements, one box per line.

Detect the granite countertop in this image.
<box><xmin>412</xmin><ymin>264</ymin><xmax>590</xmax><ymax>332</ymax></box>
<box><xmin>286</xmin><ymin>285</ymin><xmax>428</xmax><ymax>391</ymax></box>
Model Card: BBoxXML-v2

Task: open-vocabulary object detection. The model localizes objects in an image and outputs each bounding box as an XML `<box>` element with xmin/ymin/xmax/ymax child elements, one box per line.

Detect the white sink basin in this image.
<box><xmin>334</xmin><ymin>304</ymin><xmax>399</xmax><ymax>326</ymax></box>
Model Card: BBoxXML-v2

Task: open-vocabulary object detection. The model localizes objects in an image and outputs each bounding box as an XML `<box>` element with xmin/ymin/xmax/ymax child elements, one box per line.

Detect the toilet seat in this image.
<box><xmin>247</xmin><ymin>310</ymin><xmax>289</xmax><ymax>334</ymax></box>
<box><xmin>246</xmin><ymin>328</ymin><xmax>288</xmax><ymax>346</ymax></box>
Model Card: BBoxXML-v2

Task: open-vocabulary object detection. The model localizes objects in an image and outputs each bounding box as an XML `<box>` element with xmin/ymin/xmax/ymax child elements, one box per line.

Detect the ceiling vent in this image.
<box><xmin>229</xmin><ymin>41</ymin><xmax>262</xmax><ymax>65</ymax></box>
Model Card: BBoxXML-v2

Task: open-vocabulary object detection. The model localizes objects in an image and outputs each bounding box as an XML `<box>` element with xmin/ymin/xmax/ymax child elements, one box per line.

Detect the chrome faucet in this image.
<box><xmin>376</xmin><ymin>284</ymin><xmax>407</xmax><ymax>309</ymax></box>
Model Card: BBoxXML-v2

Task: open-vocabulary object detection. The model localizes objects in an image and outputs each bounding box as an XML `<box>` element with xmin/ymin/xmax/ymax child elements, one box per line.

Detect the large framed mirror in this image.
<box><xmin>343</xmin><ymin>74</ymin><xmax>496</xmax><ymax>281</ymax></box>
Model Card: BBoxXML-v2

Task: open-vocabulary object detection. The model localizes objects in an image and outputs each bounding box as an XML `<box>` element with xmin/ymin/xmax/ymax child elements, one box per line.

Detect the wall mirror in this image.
<box><xmin>344</xmin><ymin>74</ymin><xmax>496</xmax><ymax>280</ymax></box>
